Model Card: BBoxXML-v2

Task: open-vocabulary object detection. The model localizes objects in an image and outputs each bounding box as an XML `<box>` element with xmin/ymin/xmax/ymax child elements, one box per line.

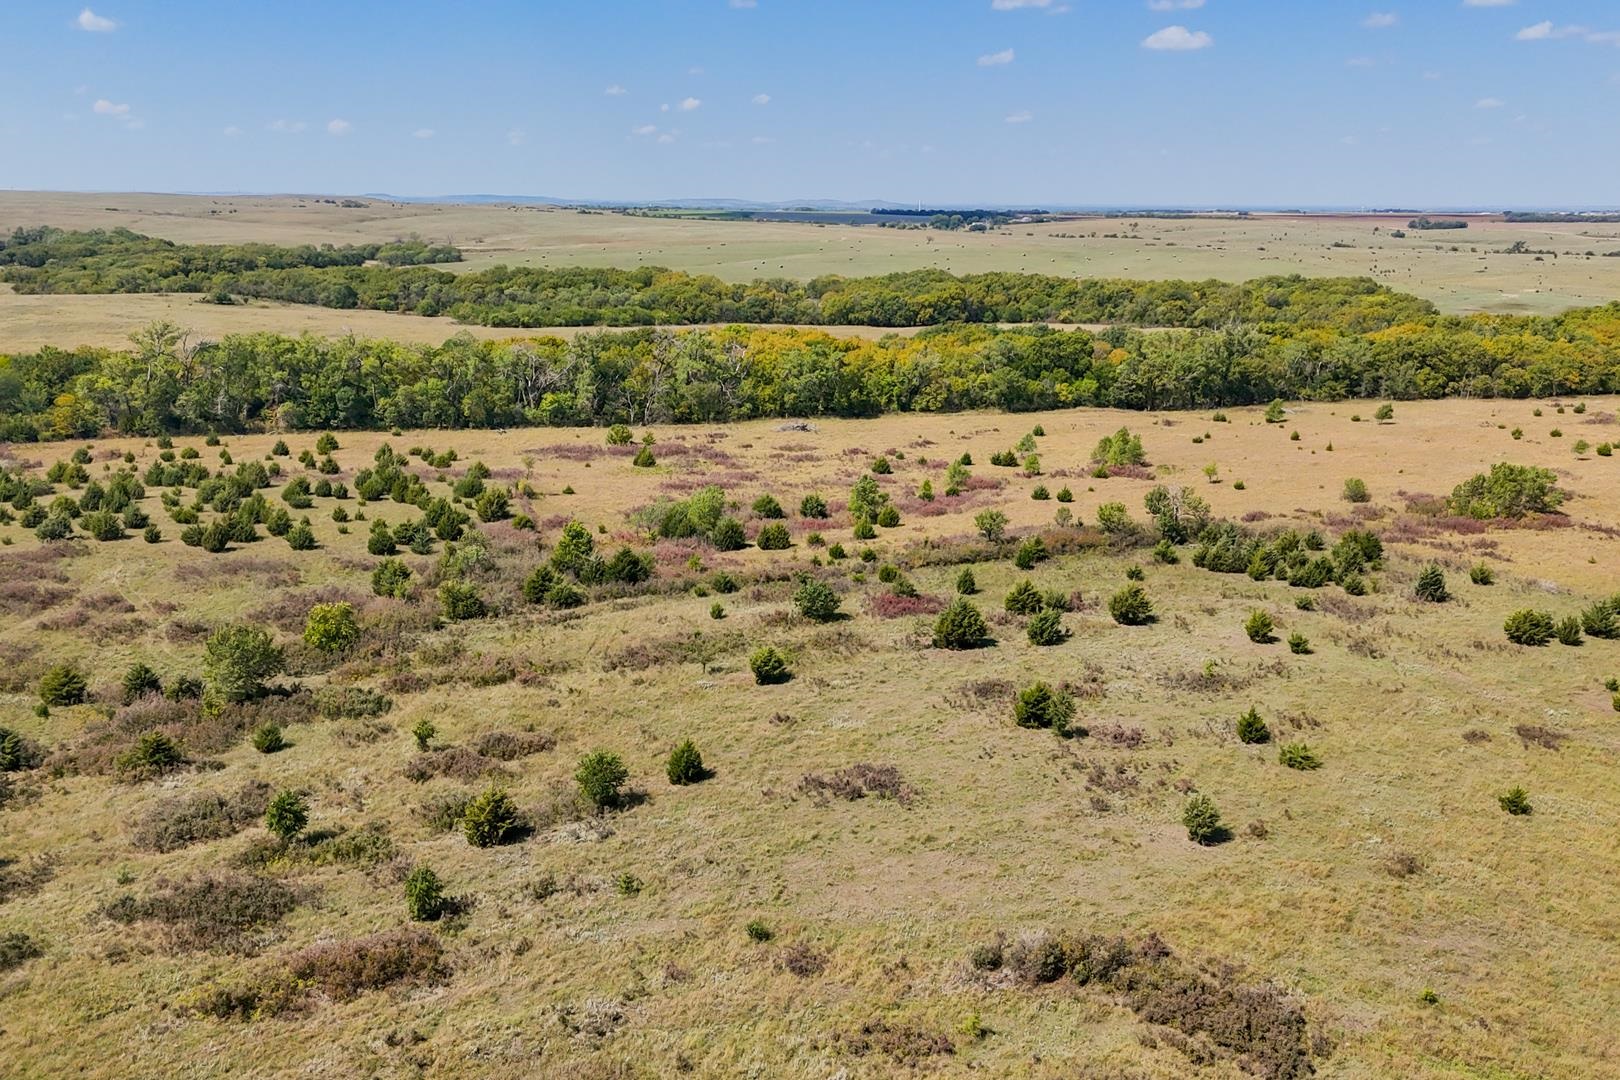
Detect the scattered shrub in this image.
<box><xmin>1504</xmin><ymin>609</ymin><xmax>1556</xmax><ymax>646</ymax></box>
<box><xmin>39</xmin><ymin>664</ymin><xmax>88</xmax><ymax>707</ymax></box>
<box><xmin>1014</xmin><ymin>681</ymin><xmax>1075</xmax><ymax>734</ymax></box>
<box><xmin>404</xmin><ymin>866</ymin><xmax>447</xmax><ymax>921</ymax></box>
<box><xmin>462</xmin><ymin>786</ymin><xmax>524</xmax><ymax>846</ymax></box>
<box><xmin>1498</xmin><ymin>787</ymin><xmax>1532</xmax><ymax>816</ymax></box>
<box><xmin>750</xmin><ymin>646</ymin><xmax>792</xmax><ymax>684</ymax></box>
<box><xmin>1278</xmin><ymin>743</ymin><xmax>1322</xmax><ymax>771</ymax></box>
<box><xmin>1182</xmin><ymin>794</ymin><xmax>1224</xmax><ymax>844</ymax></box>
<box><xmin>1236</xmin><ymin>707</ymin><xmax>1270</xmax><ymax>745</ymax></box>
<box><xmin>251</xmin><ymin>723</ymin><xmax>285</xmax><ymax>754</ymax></box>
<box><xmin>793</xmin><ymin>578</ymin><xmax>841</xmax><ymax>622</ymax></box>
<box><xmin>1244</xmin><ymin>609</ymin><xmax>1276</xmax><ymax>644</ymax></box>
<box><xmin>1108</xmin><ymin>584</ymin><xmax>1154</xmax><ymax>626</ymax></box>
<box><xmin>933</xmin><ymin>598</ymin><xmax>989</xmax><ymax>649</ymax></box>
<box><xmin>264</xmin><ymin>790</ymin><xmax>310</xmax><ymax>843</ymax></box>
<box><xmin>666</xmin><ymin>739</ymin><xmax>707</xmax><ymax>785</ymax></box>
<box><xmin>1026</xmin><ymin>608</ymin><xmax>1068</xmax><ymax>646</ymax></box>
<box><xmin>575</xmin><ymin>751</ymin><xmax>629</xmax><ymax>809</ymax></box>
<box><xmin>1342</xmin><ymin>478</ymin><xmax>1370</xmax><ymax>504</ymax></box>
<box><xmin>1413</xmin><ymin>564</ymin><xmax>1450</xmax><ymax>603</ymax></box>
<box><xmin>203</xmin><ymin>625</ymin><xmax>284</xmax><ymax>702</ymax></box>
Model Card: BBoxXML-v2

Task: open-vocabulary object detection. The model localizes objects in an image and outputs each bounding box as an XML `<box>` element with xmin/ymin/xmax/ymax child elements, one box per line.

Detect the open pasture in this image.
<box><xmin>2</xmin><ymin>396</ymin><xmax>1619</xmax><ymax>1077</ymax></box>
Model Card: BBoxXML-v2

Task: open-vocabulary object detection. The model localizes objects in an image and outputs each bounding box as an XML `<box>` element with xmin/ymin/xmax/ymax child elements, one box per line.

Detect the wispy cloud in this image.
<box><xmin>91</xmin><ymin>98</ymin><xmax>129</xmax><ymax>117</ymax></box>
<box><xmin>729</xmin><ymin>0</ymin><xmax>756</xmax><ymax>7</ymax></box>
<box><xmin>1147</xmin><ymin>0</ymin><xmax>1205</xmax><ymax>9</ymax></box>
<box><xmin>222</xmin><ymin>125</ymin><xmax>241</xmax><ymax>137</ymax></box>
<box><xmin>977</xmin><ymin>47</ymin><xmax>1015</xmax><ymax>66</ymax></box>
<box><xmin>1462</xmin><ymin>0</ymin><xmax>1515</xmax><ymax>6</ymax></box>
<box><xmin>413</xmin><ymin>128</ymin><xmax>435</xmax><ymax>139</ymax></box>
<box><xmin>991</xmin><ymin>0</ymin><xmax>1054</xmax><ymax>8</ymax></box>
<box><xmin>752</xmin><ymin>93</ymin><xmax>771</xmax><ymax>105</ymax></box>
<box><xmin>506</xmin><ymin>129</ymin><xmax>525</xmax><ymax>146</ymax></box>
<box><xmin>1475</xmin><ymin>96</ymin><xmax>1504</xmax><ymax>108</ymax></box>
<box><xmin>1363</xmin><ymin>12</ymin><xmax>1398</xmax><ymax>29</ymax></box>
<box><xmin>1143</xmin><ymin>25</ymin><xmax>1212</xmax><ymax>50</ymax></box>
<box><xmin>75</xmin><ymin>8</ymin><xmax>117</xmax><ymax>32</ymax></box>
<box><xmin>1515</xmin><ymin>21</ymin><xmax>1620</xmax><ymax>44</ymax></box>
<box><xmin>268</xmin><ymin>119</ymin><xmax>307</xmax><ymax>134</ymax></box>
<box><xmin>631</xmin><ymin>124</ymin><xmax>658</xmax><ymax>136</ymax></box>
<box><xmin>327</xmin><ymin>118</ymin><xmax>352</xmax><ymax>136</ymax></box>
<box><xmin>677</xmin><ymin>96</ymin><xmax>702</xmax><ymax>111</ymax></box>
<box><xmin>1005</xmin><ymin>110</ymin><xmax>1033</xmax><ymax>123</ymax></box>
<box><xmin>604</xmin><ymin>84</ymin><xmax>627</xmax><ymax>96</ymax></box>
<box><xmin>657</xmin><ymin>132</ymin><xmax>677</xmax><ymax>144</ymax></box>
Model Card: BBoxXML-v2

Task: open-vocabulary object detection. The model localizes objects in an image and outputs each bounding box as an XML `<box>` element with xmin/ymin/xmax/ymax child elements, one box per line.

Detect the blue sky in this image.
<box><xmin>2</xmin><ymin>0</ymin><xmax>1618</xmax><ymax>206</ymax></box>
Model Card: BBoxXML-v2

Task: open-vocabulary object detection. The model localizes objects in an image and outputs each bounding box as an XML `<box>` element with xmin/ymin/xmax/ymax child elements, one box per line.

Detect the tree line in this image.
<box><xmin>1</xmin><ymin>228</ymin><xmax>1436</xmax><ymax>329</ymax></box>
<box><xmin>4</xmin><ymin>302</ymin><xmax>1619</xmax><ymax>440</ymax></box>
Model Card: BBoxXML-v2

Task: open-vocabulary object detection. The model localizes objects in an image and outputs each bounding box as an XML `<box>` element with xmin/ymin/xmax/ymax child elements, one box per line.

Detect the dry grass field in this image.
<box><xmin>4</xmin><ymin>192</ymin><xmax>1620</xmax><ymax>355</ymax></box>
<box><xmin>3</xmin><ymin>396</ymin><xmax>1620</xmax><ymax>1078</ymax></box>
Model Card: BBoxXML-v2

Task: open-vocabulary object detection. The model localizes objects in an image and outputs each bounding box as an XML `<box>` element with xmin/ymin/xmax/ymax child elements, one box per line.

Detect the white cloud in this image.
<box><xmin>268</xmin><ymin>119</ymin><xmax>307</xmax><ymax>133</ymax></box>
<box><xmin>1516</xmin><ymin>22</ymin><xmax>1620</xmax><ymax>44</ymax></box>
<box><xmin>1005</xmin><ymin>110</ymin><xmax>1033</xmax><ymax>123</ymax></box>
<box><xmin>413</xmin><ymin>128</ymin><xmax>435</xmax><ymax>139</ymax></box>
<box><xmin>605</xmin><ymin>84</ymin><xmax>627</xmax><ymax>96</ymax></box>
<box><xmin>657</xmin><ymin>132</ymin><xmax>676</xmax><ymax>144</ymax></box>
<box><xmin>1363</xmin><ymin>12</ymin><xmax>1398</xmax><ymax>29</ymax></box>
<box><xmin>76</xmin><ymin>8</ymin><xmax>117</xmax><ymax>32</ymax></box>
<box><xmin>1346</xmin><ymin>56</ymin><xmax>1379</xmax><ymax>67</ymax></box>
<box><xmin>1462</xmin><ymin>0</ymin><xmax>1515</xmax><ymax>6</ymax></box>
<box><xmin>223</xmin><ymin>125</ymin><xmax>241</xmax><ymax>137</ymax></box>
<box><xmin>677</xmin><ymin>96</ymin><xmax>702</xmax><ymax>111</ymax></box>
<box><xmin>1147</xmin><ymin>0</ymin><xmax>1205</xmax><ymax>9</ymax></box>
<box><xmin>752</xmin><ymin>93</ymin><xmax>771</xmax><ymax>105</ymax></box>
<box><xmin>1422</xmin><ymin>70</ymin><xmax>1442</xmax><ymax>79</ymax></box>
<box><xmin>977</xmin><ymin>47</ymin><xmax>1015</xmax><ymax>66</ymax></box>
<box><xmin>91</xmin><ymin>98</ymin><xmax>129</xmax><ymax>116</ymax></box>
<box><xmin>507</xmin><ymin>129</ymin><xmax>525</xmax><ymax>146</ymax></box>
<box><xmin>991</xmin><ymin>0</ymin><xmax>1051</xmax><ymax>8</ymax></box>
<box><xmin>751</xmin><ymin>135</ymin><xmax>775</xmax><ymax>144</ymax></box>
<box><xmin>1340</xmin><ymin>135</ymin><xmax>1358</xmax><ymax>145</ymax></box>
<box><xmin>327</xmin><ymin>118</ymin><xmax>352</xmax><ymax>136</ymax></box>
<box><xmin>1475</xmin><ymin>96</ymin><xmax>1504</xmax><ymax>108</ymax></box>
<box><xmin>1142</xmin><ymin>25</ymin><xmax>1212</xmax><ymax>50</ymax></box>
<box><xmin>632</xmin><ymin>124</ymin><xmax>658</xmax><ymax>136</ymax></box>
<box><xmin>729</xmin><ymin>0</ymin><xmax>756</xmax><ymax>7</ymax></box>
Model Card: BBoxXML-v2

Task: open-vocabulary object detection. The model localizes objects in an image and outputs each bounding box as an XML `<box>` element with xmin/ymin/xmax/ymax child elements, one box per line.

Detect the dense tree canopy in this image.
<box><xmin>4</xmin><ymin>299</ymin><xmax>1620</xmax><ymax>440</ymax></box>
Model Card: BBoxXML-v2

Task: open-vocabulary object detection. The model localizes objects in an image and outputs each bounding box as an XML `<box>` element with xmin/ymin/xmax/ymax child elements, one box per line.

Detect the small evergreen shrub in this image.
<box><xmin>251</xmin><ymin>723</ymin><xmax>286</xmax><ymax>754</ymax></box>
<box><xmin>1342</xmin><ymin>478</ymin><xmax>1370</xmax><ymax>504</ymax></box>
<box><xmin>955</xmin><ymin>568</ymin><xmax>978</xmax><ymax>595</ymax></box>
<box><xmin>1004</xmin><ymin>579</ymin><xmax>1043</xmax><ymax>616</ymax></box>
<box><xmin>438</xmin><ymin>581</ymin><xmax>486</xmax><ymax>621</ymax></box>
<box><xmin>1278</xmin><ymin>743</ymin><xmax>1322</xmax><ymax>771</ymax></box>
<box><xmin>1555</xmin><ymin>616</ymin><xmax>1583</xmax><ymax>646</ymax></box>
<box><xmin>1182</xmin><ymin>795</ymin><xmax>1224</xmax><ymax>844</ymax></box>
<box><xmin>793</xmin><ymin>578</ymin><xmax>841</xmax><ymax>622</ymax></box>
<box><xmin>1414</xmin><ymin>565</ymin><xmax>1449</xmax><ymax>603</ymax></box>
<box><xmin>1503</xmin><ymin>609</ymin><xmax>1555</xmax><ymax>646</ymax></box>
<box><xmin>575</xmin><ymin>751</ymin><xmax>629</xmax><ymax>809</ymax></box>
<box><xmin>303</xmin><ymin>602</ymin><xmax>361</xmax><ymax>652</ymax></box>
<box><xmin>39</xmin><ymin>664</ymin><xmax>88</xmax><ymax>707</ymax></box>
<box><xmin>1498</xmin><ymin>787</ymin><xmax>1532</xmax><ymax>816</ymax></box>
<box><xmin>755</xmin><ymin>522</ymin><xmax>791</xmax><ymax>550</ymax></box>
<box><xmin>1026</xmin><ymin>608</ymin><xmax>1068</xmax><ymax>646</ymax></box>
<box><xmin>799</xmin><ymin>493</ymin><xmax>829</xmax><ymax>518</ymax></box>
<box><xmin>463</xmin><ymin>786</ymin><xmax>523</xmax><ymax>846</ymax></box>
<box><xmin>666</xmin><ymin>740</ymin><xmax>707</xmax><ymax>785</ymax></box>
<box><xmin>1287</xmin><ymin>631</ymin><xmax>1311</xmax><ymax>655</ymax></box>
<box><xmin>933</xmin><ymin>598</ymin><xmax>989</xmax><ymax>649</ymax></box>
<box><xmin>1014</xmin><ymin>681</ymin><xmax>1075</xmax><ymax>734</ymax></box>
<box><xmin>749</xmin><ymin>646</ymin><xmax>792</xmax><ymax>684</ymax></box>
<box><xmin>1108</xmin><ymin>584</ymin><xmax>1153</xmax><ymax>626</ymax></box>
<box><xmin>1244</xmin><ymin>609</ymin><xmax>1276</xmax><ymax>644</ymax></box>
<box><xmin>121</xmin><ymin>662</ymin><xmax>162</xmax><ymax>704</ymax></box>
<box><xmin>1469</xmin><ymin>563</ymin><xmax>1494</xmax><ymax>586</ymax></box>
<box><xmin>404</xmin><ymin>866</ymin><xmax>447</xmax><ymax>921</ymax></box>
<box><xmin>1236</xmin><ymin>708</ymin><xmax>1270</xmax><ymax>744</ymax></box>
<box><xmin>411</xmin><ymin>718</ymin><xmax>436</xmax><ymax>752</ymax></box>
<box><xmin>265</xmin><ymin>790</ymin><xmax>310</xmax><ymax>843</ymax></box>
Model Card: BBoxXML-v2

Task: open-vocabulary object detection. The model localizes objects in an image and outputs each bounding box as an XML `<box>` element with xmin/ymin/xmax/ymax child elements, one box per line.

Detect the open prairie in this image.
<box><xmin>3</xmin><ymin>396</ymin><xmax>1619</xmax><ymax>1078</ymax></box>
<box><xmin>4</xmin><ymin>192</ymin><xmax>1620</xmax><ymax>354</ymax></box>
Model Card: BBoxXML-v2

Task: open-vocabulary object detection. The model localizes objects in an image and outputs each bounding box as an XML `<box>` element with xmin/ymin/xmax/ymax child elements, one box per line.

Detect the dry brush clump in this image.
<box><xmin>131</xmin><ymin>780</ymin><xmax>274</xmax><ymax>852</ymax></box>
<box><xmin>797</xmin><ymin>763</ymin><xmax>914</xmax><ymax>806</ymax></box>
<box><xmin>100</xmin><ymin>872</ymin><xmax>305</xmax><ymax>953</ymax></box>
<box><xmin>968</xmin><ymin>928</ymin><xmax>1322</xmax><ymax>1079</ymax></box>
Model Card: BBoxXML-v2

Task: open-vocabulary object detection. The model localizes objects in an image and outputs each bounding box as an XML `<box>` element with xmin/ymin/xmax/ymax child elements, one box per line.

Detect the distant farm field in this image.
<box><xmin>2</xmin><ymin>193</ymin><xmax>1619</xmax><ymax>351</ymax></box>
<box><xmin>3</xmin><ymin>396</ymin><xmax>1620</xmax><ymax>1077</ymax></box>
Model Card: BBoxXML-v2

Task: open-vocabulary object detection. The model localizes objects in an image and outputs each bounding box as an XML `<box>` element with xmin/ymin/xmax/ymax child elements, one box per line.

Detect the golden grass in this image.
<box><xmin>4</xmin><ymin>191</ymin><xmax>1619</xmax><ymax>323</ymax></box>
<box><xmin>2</xmin><ymin>397</ymin><xmax>1619</xmax><ymax>1077</ymax></box>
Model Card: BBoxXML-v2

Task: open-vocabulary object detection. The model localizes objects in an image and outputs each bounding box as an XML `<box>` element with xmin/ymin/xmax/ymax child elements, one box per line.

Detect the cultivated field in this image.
<box><xmin>3</xmin><ymin>397</ymin><xmax>1619</xmax><ymax>1078</ymax></box>
<box><xmin>3</xmin><ymin>192</ymin><xmax>1620</xmax><ymax>354</ymax></box>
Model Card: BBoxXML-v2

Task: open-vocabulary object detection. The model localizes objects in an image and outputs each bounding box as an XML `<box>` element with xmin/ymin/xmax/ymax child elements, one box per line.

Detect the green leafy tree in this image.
<box><xmin>303</xmin><ymin>602</ymin><xmax>360</xmax><ymax>652</ymax></box>
<box><xmin>203</xmin><ymin>625</ymin><xmax>284</xmax><ymax>702</ymax></box>
<box><xmin>973</xmin><ymin>509</ymin><xmax>1008</xmax><ymax>542</ymax></box>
